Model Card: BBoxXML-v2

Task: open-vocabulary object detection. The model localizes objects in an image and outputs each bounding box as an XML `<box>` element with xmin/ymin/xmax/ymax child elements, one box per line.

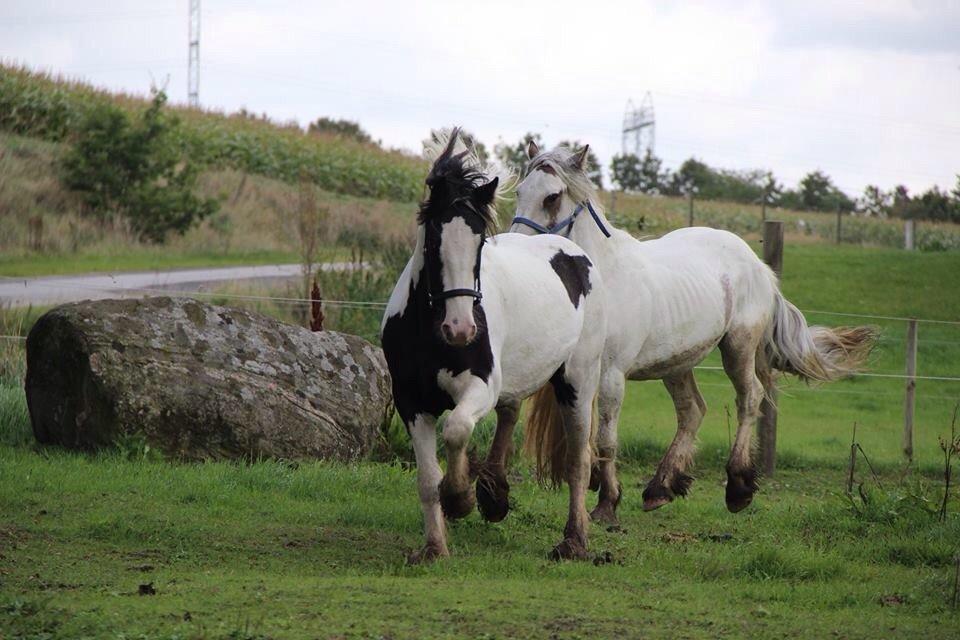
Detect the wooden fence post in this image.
<box><xmin>760</xmin><ymin>220</ymin><xmax>784</xmax><ymax>477</ymax></box>
<box><xmin>688</xmin><ymin>192</ymin><xmax>695</xmax><ymax>227</ymax></box>
<box><xmin>904</xmin><ymin>219</ymin><xmax>915</xmax><ymax>251</ymax></box>
<box><xmin>835</xmin><ymin>206</ymin><xmax>843</xmax><ymax>244</ymax></box>
<box><xmin>903</xmin><ymin>318</ymin><xmax>918</xmax><ymax>462</ymax></box>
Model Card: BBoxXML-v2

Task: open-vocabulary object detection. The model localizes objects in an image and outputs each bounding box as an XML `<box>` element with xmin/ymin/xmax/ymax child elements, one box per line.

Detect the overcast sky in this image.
<box><xmin>3</xmin><ymin>0</ymin><xmax>958</xmax><ymax>195</ymax></box>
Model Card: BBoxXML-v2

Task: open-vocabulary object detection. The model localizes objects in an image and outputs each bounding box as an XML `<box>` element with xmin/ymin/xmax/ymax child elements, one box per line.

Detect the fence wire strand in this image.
<box><xmin>2</xmin><ymin>273</ymin><xmax>960</xmax><ymax>324</ymax></box>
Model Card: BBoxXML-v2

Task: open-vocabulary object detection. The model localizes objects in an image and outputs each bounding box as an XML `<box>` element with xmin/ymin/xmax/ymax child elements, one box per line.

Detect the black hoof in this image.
<box><xmin>642</xmin><ymin>472</ymin><xmax>693</xmax><ymax>511</ymax></box>
<box><xmin>439</xmin><ymin>477</ymin><xmax>475</xmax><ymax>520</ymax></box>
<box><xmin>725</xmin><ymin>465</ymin><xmax>758</xmax><ymax>513</ymax></box>
<box><xmin>550</xmin><ymin>537</ymin><xmax>589</xmax><ymax>561</ymax></box>
<box><xmin>476</xmin><ymin>467</ymin><xmax>510</xmax><ymax>523</ymax></box>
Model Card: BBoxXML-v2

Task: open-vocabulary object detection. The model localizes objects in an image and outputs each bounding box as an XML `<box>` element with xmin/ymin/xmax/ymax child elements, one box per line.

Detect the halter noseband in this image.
<box><xmin>512</xmin><ymin>201</ymin><xmax>612</xmax><ymax>238</ymax></box>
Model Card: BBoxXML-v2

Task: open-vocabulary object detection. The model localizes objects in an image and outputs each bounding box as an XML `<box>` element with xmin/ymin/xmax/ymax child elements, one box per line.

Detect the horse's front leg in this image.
<box><xmin>439</xmin><ymin>379</ymin><xmax>495</xmax><ymax>520</ymax></box>
<box><xmin>476</xmin><ymin>399</ymin><xmax>520</xmax><ymax>523</ymax></box>
<box><xmin>407</xmin><ymin>413</ymin><xmax>448</xmax><ymax>564</ymax></box>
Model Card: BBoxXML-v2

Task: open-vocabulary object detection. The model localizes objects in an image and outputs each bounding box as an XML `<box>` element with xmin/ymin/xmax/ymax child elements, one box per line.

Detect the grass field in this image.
<box><xmin>1</xmin><ymin>242</ymin><xmax>959</xmax><ymax>638</ymax></box>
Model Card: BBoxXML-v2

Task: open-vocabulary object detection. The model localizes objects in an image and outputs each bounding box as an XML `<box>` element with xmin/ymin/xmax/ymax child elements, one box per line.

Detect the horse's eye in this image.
<box><xmin>543</xmin><ymin>193</ymin><xmax>561</xmax><ymax>208</ymax></box>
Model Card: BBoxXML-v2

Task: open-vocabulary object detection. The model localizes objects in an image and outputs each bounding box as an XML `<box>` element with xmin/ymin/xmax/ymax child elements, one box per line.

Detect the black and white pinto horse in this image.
<box><xmin>511</xmin><ymin>141</ymin><xmax>876</xmax><ymax>522</ymax></box>
<box><xmin>381</xmin><ymin>130</ymin><xmax>607</xmax><ymax>563</ymax></box>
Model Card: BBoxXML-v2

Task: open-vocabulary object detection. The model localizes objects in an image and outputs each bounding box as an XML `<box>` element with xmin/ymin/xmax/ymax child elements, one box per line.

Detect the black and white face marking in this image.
<box><xmin>424</xmin><ymin>210</ymin><xmax>485</xmax><ymax>346</ymax></box>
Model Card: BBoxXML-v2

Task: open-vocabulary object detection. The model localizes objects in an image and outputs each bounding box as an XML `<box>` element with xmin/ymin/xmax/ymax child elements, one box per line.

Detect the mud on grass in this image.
<box><xmin>1</xmin><ymin>444</ymin><xmax>959</xmax><ymax>639</ymax></box>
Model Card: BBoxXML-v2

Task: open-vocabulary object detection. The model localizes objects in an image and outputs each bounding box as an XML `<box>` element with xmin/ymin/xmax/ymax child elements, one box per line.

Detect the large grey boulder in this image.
<box><xmin>25</xmin><ymin>297</ymin><xmax>392</xmax><ymax>461</ymax></box>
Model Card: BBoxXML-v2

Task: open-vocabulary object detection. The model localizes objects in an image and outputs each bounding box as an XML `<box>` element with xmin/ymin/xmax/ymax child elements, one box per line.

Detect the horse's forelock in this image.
<box><xmin>526</xmin><ymin>146</ymin><xmax>597</xmax><ymax>204</ymax></box>
<box><xmin>420</xmin><ymin>128</ymin><xmax>506</xmax><ymax>233</ymax></box>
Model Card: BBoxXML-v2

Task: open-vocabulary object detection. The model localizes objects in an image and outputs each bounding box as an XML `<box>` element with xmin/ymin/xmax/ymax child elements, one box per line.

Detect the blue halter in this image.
<box><xmin>511</xmin><ymin>201</ymin><xmax>612</xmax><ymax>238</ymax></box>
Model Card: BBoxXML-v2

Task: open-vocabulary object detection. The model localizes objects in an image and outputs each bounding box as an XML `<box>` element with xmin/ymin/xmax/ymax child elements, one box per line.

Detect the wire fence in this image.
<box><xmin>3</xmin><ymin>273</ymin><xmax>960</xmax><ymax>391</ymax></box>
<box><xmin>2</xmin><ymin>273</ymin><xmax>960</xmax><ymax>325</ymax></box>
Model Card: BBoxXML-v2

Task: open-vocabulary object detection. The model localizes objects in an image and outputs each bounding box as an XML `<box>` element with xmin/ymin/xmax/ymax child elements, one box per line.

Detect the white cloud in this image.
<box><xmin>1</xmin><ymin>0</ymin><xmax>957</xmax><ymax>195</ymax></box>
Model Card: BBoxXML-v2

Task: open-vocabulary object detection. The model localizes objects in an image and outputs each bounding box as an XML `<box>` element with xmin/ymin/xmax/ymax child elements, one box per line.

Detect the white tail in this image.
<box><xmin>766</xmin><ymin>293</ymin><xmax>877</xmax><ymax>382</ymax></box>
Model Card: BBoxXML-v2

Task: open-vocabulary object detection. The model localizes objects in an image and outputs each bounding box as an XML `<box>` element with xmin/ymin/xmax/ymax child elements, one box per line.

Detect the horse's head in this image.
<box><xmin>512</xmin><ymin>141</ymin><xmax>595</xmax><ymax>237</ymax></box>
<box><xmin>419</xmin><ymin>128</ymin><xmax>500</xmax><ymax>347</ymax></box>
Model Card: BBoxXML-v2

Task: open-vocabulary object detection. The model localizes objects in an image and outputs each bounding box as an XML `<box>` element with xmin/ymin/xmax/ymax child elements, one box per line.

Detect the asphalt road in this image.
<box><xmin>0</xmin><ymin>263</ymin><xmax>353</xmax><ymax>308</ymax></box>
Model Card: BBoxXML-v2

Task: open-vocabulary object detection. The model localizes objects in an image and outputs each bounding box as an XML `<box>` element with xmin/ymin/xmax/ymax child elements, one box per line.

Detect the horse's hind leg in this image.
<box><xmin>719</xmin><ymin>327</ymin><xmax>765</xmax><ymax>512</ymax></box>
<box><xmin>408</xmin><ymin>414</ymin><xmax>449</xmax><ymax>564</ymax></box>
<box><xmin>642</xmin><ymin>370</ymin><xmax>706</xmax><ymax>511</ymax></box>
<box><xmin>590</xmin><ymin>368</ymin><xmax>624</xmax><ymax>525</ymax></box>
<box><xmin>551</xmin><ymin>364</ymin><xmax>600</xmax><ymax>561</ymax></box>
<box><xmin>476</xmin><ymin>399</ymin><xmax>519</xmax><ymax>523</ymax></box>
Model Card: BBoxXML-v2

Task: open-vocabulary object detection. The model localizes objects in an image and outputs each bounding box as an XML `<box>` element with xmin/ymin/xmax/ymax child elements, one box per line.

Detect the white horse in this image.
<box><xmin>381</xmin><ymin>130</ymin><xmax>607</xmax><ymax>562</ymax></box>
<box><xmin>511</xmin><ymin>141</ymin><xmax>876</xmax><ymax>521</ymax></box>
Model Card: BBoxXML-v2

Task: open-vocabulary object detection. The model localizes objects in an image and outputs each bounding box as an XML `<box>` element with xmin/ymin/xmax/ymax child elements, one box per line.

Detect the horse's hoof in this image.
<box><xmin>439</xmin><ymin>478</ymin><xmax>475</xmax><ymax>520</ymax></box>
<box><xmin>642</xmin><ymin>496</ymin><xmax>671</xmax><ymax>512</ymax></box>
<box><xmin>476</xmin><ymin>470</ymin><xmax>510</xmax><ymax>523</ymax></box>
<box><xmin>642</xmin><ymin>482</ymin><xmax>674</xmax><ymax>511</ymax></box>
<box><xmin>725</xmin><ymin>466</ymin><xmax>758</xmax><ymax>513</ymax></box>
<box><xmin>406</xmin><ymin>543</ymin><xmax>449</xmax><ymax>565</ymax></box>
<box><xmin>590</xmin><ymin>502</ymin><xmax>620</xmax><ymax>525</ymax></box>
<box><xmin>642</xmin><ymin>472</ymin><xmax>693</xmax><ymax>511</ymax></box>
<box><xmin>550</xmin><ymin>538</ymin><xmax>589</xmax><ymax>561</ymax></box>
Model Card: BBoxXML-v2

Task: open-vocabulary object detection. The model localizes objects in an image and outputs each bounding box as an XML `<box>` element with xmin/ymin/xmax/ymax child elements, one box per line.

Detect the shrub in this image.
<box><xmin>61</xmin><ymin>90</ymin><xmax>218</xmax><ymax>242</ymax></box>
<box><xmin>0</xmin><ymin>64</ymin><xmax>426</xmax><ymax>203</ymax></box>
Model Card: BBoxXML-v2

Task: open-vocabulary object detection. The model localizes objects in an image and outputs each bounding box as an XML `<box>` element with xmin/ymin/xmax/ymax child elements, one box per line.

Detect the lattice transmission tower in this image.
<box><xmin>622</xmin><ymin>92</ymin><xmax>655</xmax><ymax>157</ymax></box>
<box><xmin>188</xmin><ymin>0</ymin><xmax>200</xmax><ymax>107</ymax></box>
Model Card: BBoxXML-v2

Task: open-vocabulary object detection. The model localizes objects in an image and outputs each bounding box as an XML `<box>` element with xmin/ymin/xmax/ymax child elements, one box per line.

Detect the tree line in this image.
<box><xmin>493</xmin><ymin>133</ymin><xmax>960</xmax><ymax>224</ymax></box>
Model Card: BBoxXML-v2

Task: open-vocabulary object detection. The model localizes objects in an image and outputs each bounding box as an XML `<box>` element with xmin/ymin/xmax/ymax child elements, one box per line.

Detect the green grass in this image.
<box><xmin>1</xmin><ymin>241</ymin><xmax>960</xmax><ymax>639</ymax></box>
<box><xmin>0</xmin><ymin>450</ymin><xmax>958</xmax><ymax>639</ymax></box>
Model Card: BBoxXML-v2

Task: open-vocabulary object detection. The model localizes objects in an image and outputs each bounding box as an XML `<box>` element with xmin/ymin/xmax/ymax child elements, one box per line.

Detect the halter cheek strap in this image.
<box><xmin>512</xmin><ymin>201</ymin><xmax>611</xmax><ymax>238</ymax></box>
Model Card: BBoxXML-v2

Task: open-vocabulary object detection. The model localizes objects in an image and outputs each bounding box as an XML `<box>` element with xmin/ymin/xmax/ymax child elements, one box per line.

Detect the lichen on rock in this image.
<box><xmin>25</xmin><ymin>297</ymin><xmax>393</xmax><ymax>461</ymax></box>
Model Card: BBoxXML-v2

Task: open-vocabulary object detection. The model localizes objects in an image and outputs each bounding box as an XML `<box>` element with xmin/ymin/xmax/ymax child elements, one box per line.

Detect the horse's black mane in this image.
<box><xmin>417</xmin><ymin>128</ymin><xmax>498</xmax><ymax>234</ymax></box>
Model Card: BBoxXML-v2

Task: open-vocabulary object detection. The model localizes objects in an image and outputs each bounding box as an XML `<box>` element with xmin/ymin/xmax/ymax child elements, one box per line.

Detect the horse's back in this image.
<box><xmin>644</xmin><ymin>227</ymin><xmax>777</xmax><ymax>318</ymax></box>
<box><xmin>483</xmin><ymin>234</ymin><xmax>604</xmax><ymax>400</ymax></box>
<box><xmin>621</xmin><ymin>227</ymin><xmax>776</xmax><ymax>379</ymax></box>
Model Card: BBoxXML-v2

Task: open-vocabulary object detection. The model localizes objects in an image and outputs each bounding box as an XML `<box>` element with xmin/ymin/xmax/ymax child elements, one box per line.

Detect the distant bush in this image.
<box><xmin>308</xmin><ymin>117</ymin><xmax>373</xmax><ymax>144</ymax></box>
<box><xmin>62</xmin><ymin>90</ymin><xmax>218</xmax><ymax>243</ymax></box>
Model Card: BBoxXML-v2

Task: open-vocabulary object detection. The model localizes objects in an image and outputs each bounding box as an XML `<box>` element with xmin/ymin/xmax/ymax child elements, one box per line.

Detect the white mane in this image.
<box><xmin>423</xmin><ymin>127</ymin><xmax>515</xmax><ymax>202</ymax></box>
<box><xmin>528</xmin><ymin>146</ymin><xmax>599</xmax><ymax>205</ymax></box>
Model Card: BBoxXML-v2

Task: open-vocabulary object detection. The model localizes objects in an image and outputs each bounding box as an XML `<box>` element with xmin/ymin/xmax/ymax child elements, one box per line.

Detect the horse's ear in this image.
<box><xmin>527</xmin><ymin>139</ymin><xmax>540</xmax><ymax>159</ymax></box>
<box><xmin>472</xmin><ymin>177</ymin><xmax>499</xmax><ymax>208</ymax></box>
<box><xmin>571</xmin><ymin>145</ymin><xmax>590</xmax><ymax>170</ymax></box>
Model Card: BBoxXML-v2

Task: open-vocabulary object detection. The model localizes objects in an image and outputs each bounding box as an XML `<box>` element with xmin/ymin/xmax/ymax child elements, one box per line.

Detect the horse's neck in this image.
<box><xmin>569</xmin><ymin>202</ymin><xmax>621</xmax><ymax>267</ymax></box>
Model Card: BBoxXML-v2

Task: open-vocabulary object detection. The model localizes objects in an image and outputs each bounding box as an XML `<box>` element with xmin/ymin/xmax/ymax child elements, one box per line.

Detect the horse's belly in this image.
<box><xmin>627</xmin><ymin>314</ymin><xmax>726</xmax><ymax>380</ymax></box>
<box><xmin>627</xmin><ymin>337</ymin><xmax>720</xmax><ymax>381</ymax></box>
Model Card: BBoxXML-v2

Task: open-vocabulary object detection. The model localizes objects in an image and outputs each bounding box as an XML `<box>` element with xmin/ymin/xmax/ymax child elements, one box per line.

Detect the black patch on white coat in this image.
<box><xmin>382</xmin><ymin>269</ymin><xmax>493</xmax><ymax>426</ymax></box>
<box><xmin>549</xmin><ymin>363</ymin><xmax>577</xmax><ymax>407</ymax></box>
<box><xmin>549</xmin><ymin>251</ymin><xmax>593</xmax><ymax>309</ymax></box>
